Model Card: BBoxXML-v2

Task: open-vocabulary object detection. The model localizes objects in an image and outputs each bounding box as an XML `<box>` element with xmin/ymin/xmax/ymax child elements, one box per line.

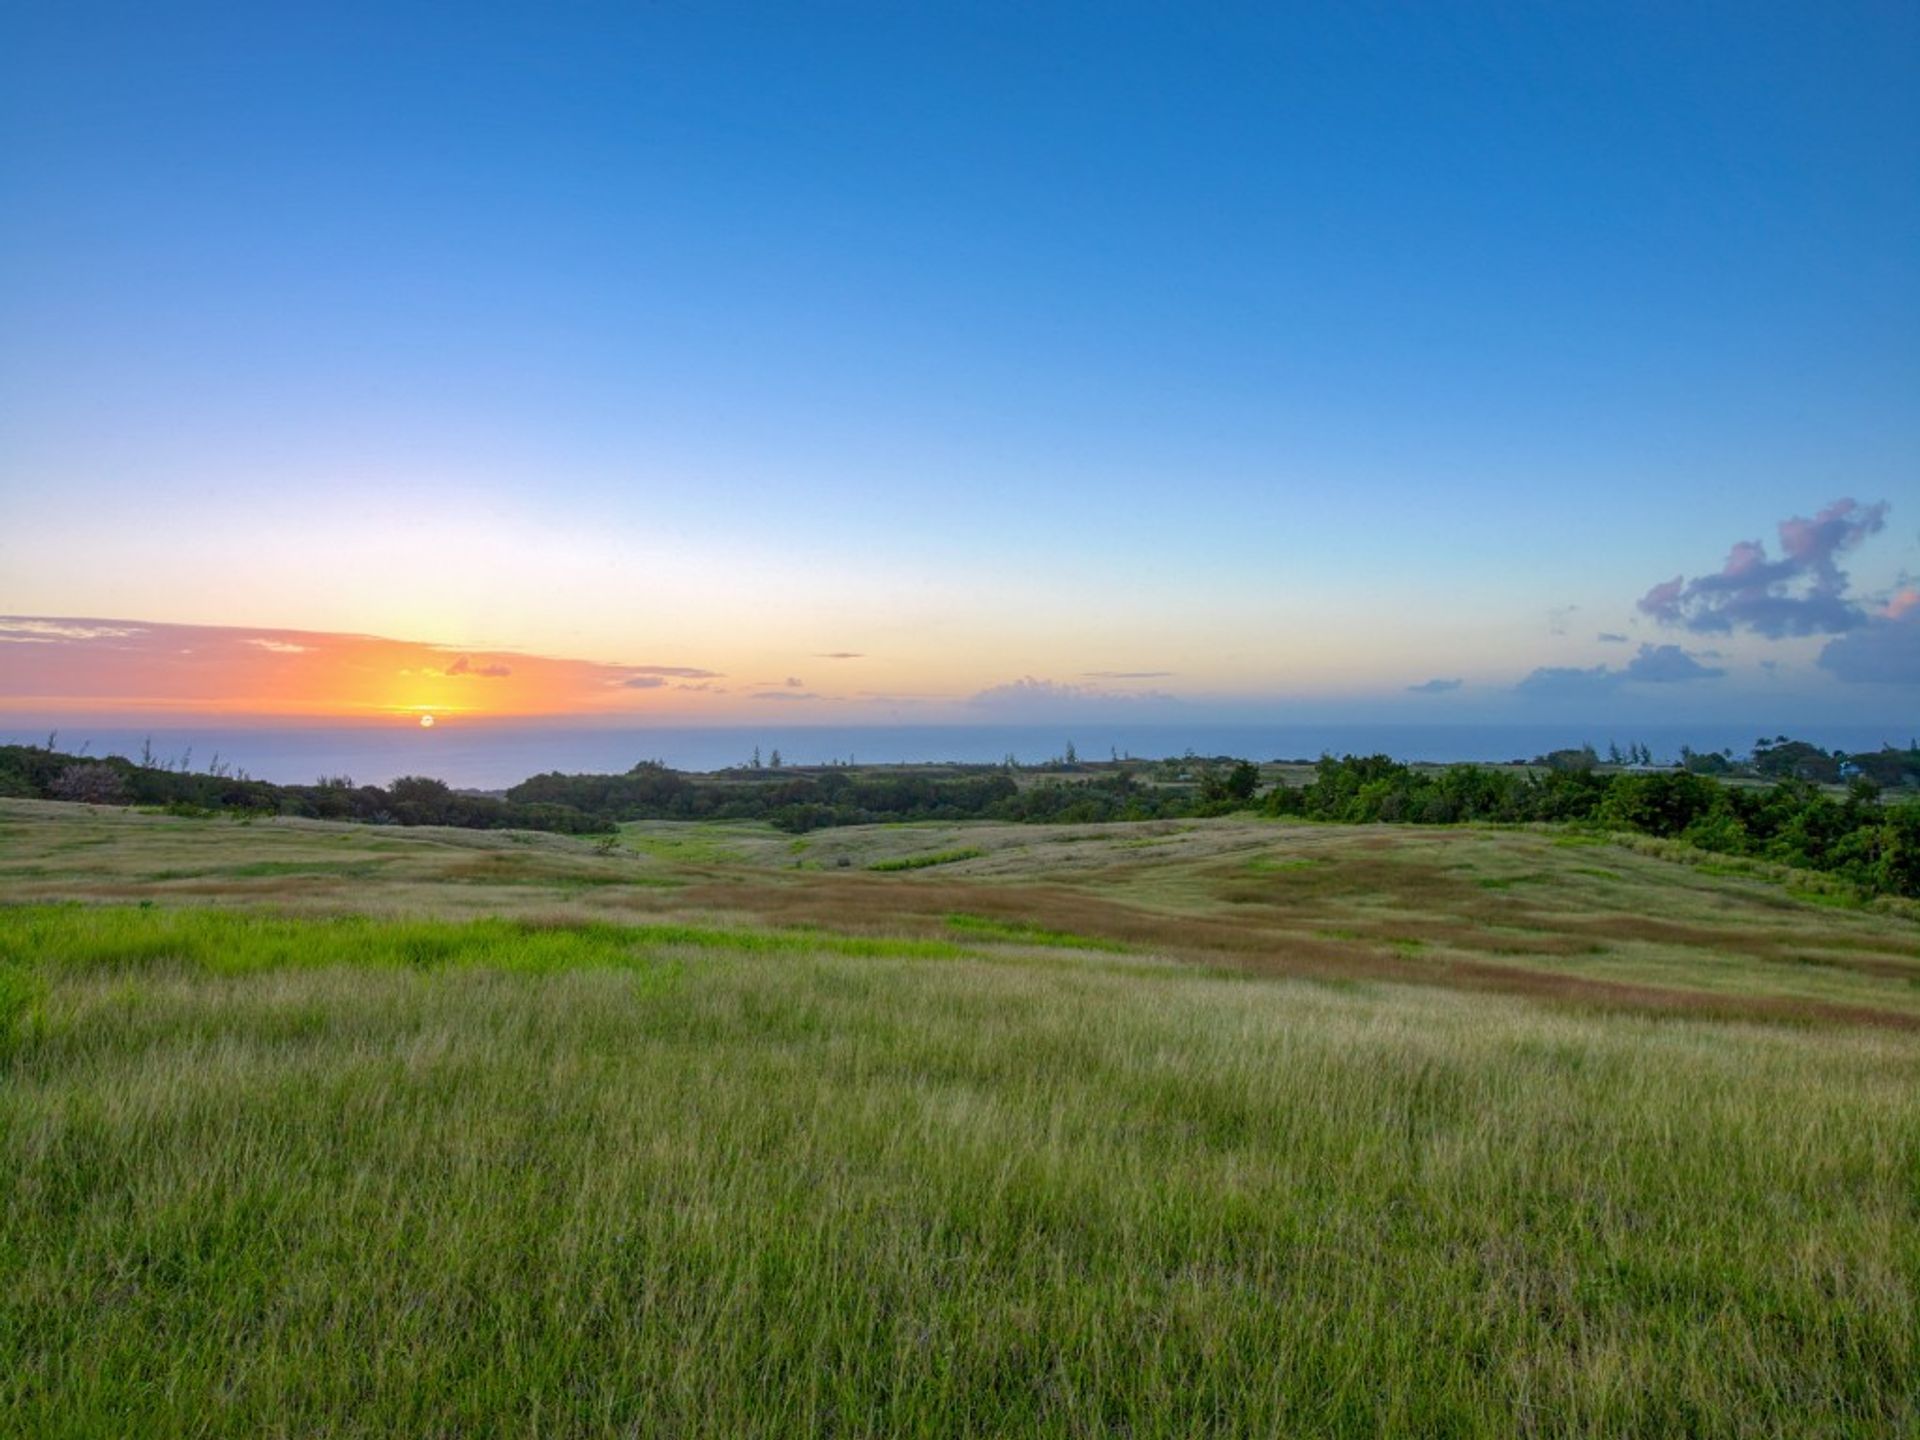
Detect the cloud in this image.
<box><xmin>1514</xmin><ymin>664</ymin><xmax>1618</xmax><ymax>700</ymax></box>
<box><xmin>1596</xmin><ymin>632</ymin><xmax>1629</xmax><ymax>644</ymax></box>
<box><xmin>1623</xmin><ymin>644</ymin><xmax>1724</xmax><ymax>683</ymax></box>
<box><xmin>443</xmin><ymin>654</ymin><xmax>511</xmax><ymax>678</ymax></box>
<box><xmin>1639</xmin><ymin>498</ymin><xmax>1890</xmax><ymax>637</ymax></box>
<box><xmin>750</xmin><ymin>690</ymin><xmax>819</xmax><ymax>702</ymax></box>
<box><xmin>1405</xmin><ymin>677</ymin><xmax>1462</xmax><ymax>694</ymax></box>
<box><xmin>1082</xmin><ymin>670</ymin><xmax>1174</xmax><ymax>680</ymax></box>
<box><xmin>621</xmin><ymin>664</ymin><xmax>722</xmax><ymax>679</ymax></box>
<box><xmin>0</xmin><ymin>614</ymin><xmax>735</xmax><ymax>717</ymax></box>
<box><xmin>815</xmin><ymin>652</ymin><xmax>863</xmax><ymax>660</ymax></box>
<box><xmin>0</xmin><ymin>618</ymin><xmax>147</xmax><ymax>644</ymax></box>
<box><xmin>784</xmin><ymin>675</ymin><xmax>804</xmax><ymax>688</ymax></box>
<box><xmin>1516</xmin><ymin>644</ymin><xmax>1724</xmax><ymax>698</ymax></box>
<box><xmin>1817</xmin><ymin>590</ymin><xmax>1920</xmax><ymax>684</ymax></box>
<box><xmin>971</xmin><ymin>677</ymin><xmax>1094</xmax><ymax>706</ymax></box>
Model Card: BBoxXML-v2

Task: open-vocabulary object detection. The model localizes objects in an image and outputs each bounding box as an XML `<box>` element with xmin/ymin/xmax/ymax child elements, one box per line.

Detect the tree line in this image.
<box><xmin>0</xmin><ymin>745</ymin><xmax>612</xmax><ymax>834</ymax></box>
<box><xmin>7</xmin><ymin>739</ymin><xmax>1917</xmax><ymax>899</ymax></box>
<box><xmin>1259</xmin><ymin>753</ymin><xmax>1918</xmax><ymax>898</ymax></box>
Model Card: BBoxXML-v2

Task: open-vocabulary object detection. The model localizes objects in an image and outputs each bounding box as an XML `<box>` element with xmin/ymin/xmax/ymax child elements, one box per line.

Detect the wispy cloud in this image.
<box><xmin>0</xmin><ymin>618</ymin><xmax>147</xmax><ymax>644</ymax></box>
<box><xmin>815</xmin><ymin>652</ymin><xmax>863</xmax><ymax>660</ymax></box>
<box><xmin>619</xmin><ymin>664</ymin><xmax>723</xmax><ymax>679</ymax></box>
<box><xmin>443</xmin><ymin>654</ymin><xmax>510</xmax><ymax>678</ymax></box>
<box><xmin>968</xmin><ymin>676</ymin><xmax>1177</xmax><ymax>716</ymax></box>
<box><xmin>750</xmin><ymin>690</ymin><xmax>820</xmax><ymax>702</ymax></box>
<box><xmin>1406</xmin><ymin>677</ymin><xmax>1462</xmax><ymax>694</ymax></box>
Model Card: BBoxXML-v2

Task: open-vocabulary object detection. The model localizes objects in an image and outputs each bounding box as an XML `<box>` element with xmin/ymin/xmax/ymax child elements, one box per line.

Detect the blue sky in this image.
<box><xmin>2</xmin><ymin>2</ymin><xmax>1916</xmax><ymax>726</ymax></box>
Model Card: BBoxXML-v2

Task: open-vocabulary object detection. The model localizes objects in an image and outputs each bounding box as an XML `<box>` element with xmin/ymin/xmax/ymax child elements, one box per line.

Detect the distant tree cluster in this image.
<box><xmin>0</xmin><ymin>745</ymin><xmax>611</xmax><ymax>835</ymax></box>
<box><xmin>1262</xmin><ymin>754</ymin><xmax>1920</xmax><ymax>899</ymax></box>
<box><xmin>505</xmin><ymin>757</ymin><xmax>1274</xmax><ymax>830</ymax></box>
<box><xmin>509</xmin><ymin>763</ymin><xmax>1033</xmax><ymax>831</ymax></box>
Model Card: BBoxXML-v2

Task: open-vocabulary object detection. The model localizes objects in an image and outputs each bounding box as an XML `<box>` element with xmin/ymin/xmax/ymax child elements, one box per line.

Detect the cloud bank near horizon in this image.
<box><xmin>1516</xmin><ymin>644</ymin><xmax>1726</xmax><ymax>701</ymax></box>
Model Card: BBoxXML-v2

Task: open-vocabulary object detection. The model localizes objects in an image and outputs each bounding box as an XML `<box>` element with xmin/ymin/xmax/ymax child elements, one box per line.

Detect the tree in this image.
<box><xmin>1537</xmin><ymin>745</ymin><xmax>1598</xmax><ymax>773</ymax></box>
<box><xmin>49</xmin><ymin>763</ymin><xmax>128</xmax><ymax>806</ymax></box>
<box><xmin>1199</xmin><ymin>760</ymin><xmax>1260</xmax><ymax>806</ymax></box>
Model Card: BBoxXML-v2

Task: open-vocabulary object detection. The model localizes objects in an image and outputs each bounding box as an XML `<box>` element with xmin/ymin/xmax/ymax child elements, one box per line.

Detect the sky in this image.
<box><xmin>2</xmin><ymin>1</ymin><xmax>1916</xmax><ymax>731</ymax></box>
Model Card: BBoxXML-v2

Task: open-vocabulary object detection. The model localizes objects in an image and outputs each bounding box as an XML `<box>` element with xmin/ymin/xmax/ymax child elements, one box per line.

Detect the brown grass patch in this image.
<box><xmin>684</xmin><ymin>874</ymin><xmax>1920</xmax><ymax>1032</ymax></box>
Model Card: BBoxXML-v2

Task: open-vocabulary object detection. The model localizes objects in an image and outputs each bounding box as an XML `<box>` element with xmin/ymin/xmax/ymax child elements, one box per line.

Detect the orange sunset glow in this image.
<box><xmin>0</xmin><ymin>617</ymin><xmax>730</xmax><ymax>721</ymax></box>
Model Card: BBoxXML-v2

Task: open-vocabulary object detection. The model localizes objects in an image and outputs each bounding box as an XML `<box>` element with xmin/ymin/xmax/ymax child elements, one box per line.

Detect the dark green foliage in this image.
<box><xmin>1261</xmin><ymin>754</ymin><xmax>1920</xmax><ymax>899</ymax></box>
<box><xmin>1197</xmin><ymin>760</ymin><xmax>1260</xmax><ymax>809</ymax></box>
<box><xmin>1536</xmin><ymin>745</ymin><xmax>1599</xmax><ymax>772</ymax></box>
<box><xmin>1678</xmin><ymin>745</ymin><xmax>1736</xmax><ymax>776</ymax></box>
<box><xmin>0</xmin><ymin>746</ymin><xmax>612</xmax><ymax>838</ymax></box>
<box><xmin>509</xmin><ymin>760</ymin><xmax>1230</xmax><ymax>830</ymax></box>
<box><xmin>1751</xmin><ymin>736</ymin><xmax>1841</xmax><ymax>783</ymax></box>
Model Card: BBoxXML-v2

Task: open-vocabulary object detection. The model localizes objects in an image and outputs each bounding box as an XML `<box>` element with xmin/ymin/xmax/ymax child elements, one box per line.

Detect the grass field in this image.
<box><xmin>2</xmin><ymin>798</ymin><xmax>1917</xmax><ymax>1435</ymax></box>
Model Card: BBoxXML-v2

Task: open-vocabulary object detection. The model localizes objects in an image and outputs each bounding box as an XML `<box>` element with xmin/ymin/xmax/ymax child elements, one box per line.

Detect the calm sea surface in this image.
<box><xmin>4</xmin><ymin>723</ymin><xmax>1909</xmax><ymax>790</ymax></box>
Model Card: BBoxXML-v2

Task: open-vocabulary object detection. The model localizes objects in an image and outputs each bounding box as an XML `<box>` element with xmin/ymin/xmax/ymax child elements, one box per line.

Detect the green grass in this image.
<box><xmin>0</xmin><ymin>905</ymin><xmax>977</xmax><ymax>976</ymax></box>
<box><xmin>616</xmin><ymin>822</ymin><xmax>765</xmax><ymax>865</ymax></box>
<box><xmin>2</xmin><ymin>901</ymin><xmax>1917</xmax><ymax>1436</ymax></box>
<box><xmin>3</xmin><ymin>803</ymin><xmax>1920</xmax><ymax>1433</ymax></box>
<box><xmin>944</xmin><ymin>913</ymin><xmax>1130</xmax><ymax>952</ymax></box>
<box><xmin>868</xmin><ymin>847</ymin><xmax>986</xmax><ymax>872</ymax></box>
<box><xmin>1244</xmin><ymin>854</ymin><xmax>1324</xmax><ymax>873</ymax></box>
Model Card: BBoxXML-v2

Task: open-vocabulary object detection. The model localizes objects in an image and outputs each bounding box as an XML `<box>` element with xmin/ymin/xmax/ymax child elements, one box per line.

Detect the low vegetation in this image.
<box><xmin>869</xmin><ymin>846</ymin><xmax>986</xmax><ymax>872</ymax></box>
<box><xmin>3</xmin><ymin>801</ymin><xmax>1918</xmax><ymax>1432</ymax></box>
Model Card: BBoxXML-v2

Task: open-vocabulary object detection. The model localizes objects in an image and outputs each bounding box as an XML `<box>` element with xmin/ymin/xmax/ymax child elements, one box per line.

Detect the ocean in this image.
<box><xmin>4</xmin><ymin>722</ymin><xmax>1909</xmax><ymax>791</ymax></box>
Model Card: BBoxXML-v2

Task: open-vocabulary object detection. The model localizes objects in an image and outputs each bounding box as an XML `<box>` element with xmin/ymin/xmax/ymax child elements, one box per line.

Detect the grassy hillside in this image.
<box><xmin>2</xmin><ymin>800</ymin><xmax>1917</xmax><ymax>1435</ymax></box>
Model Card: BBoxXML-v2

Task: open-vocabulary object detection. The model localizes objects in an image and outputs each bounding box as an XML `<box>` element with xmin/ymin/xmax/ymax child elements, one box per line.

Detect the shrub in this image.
<box><xmin>48</xmin><ymin>763</ymin><xmax>129</xmax><ymax>806</ymax></box>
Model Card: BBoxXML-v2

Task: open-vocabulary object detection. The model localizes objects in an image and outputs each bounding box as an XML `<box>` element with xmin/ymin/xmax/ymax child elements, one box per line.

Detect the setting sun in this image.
<box><xmin>419</xmin><ymin>714</ymin><xmax>435</xmax><ymax>729</ymax></box>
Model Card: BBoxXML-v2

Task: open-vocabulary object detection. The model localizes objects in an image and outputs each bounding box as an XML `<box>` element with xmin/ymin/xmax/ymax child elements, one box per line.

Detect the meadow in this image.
<box><xmin>2</xmin><ymin>797</ymin><xmax>1917</xmax><ymax>1435</ymax></box>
